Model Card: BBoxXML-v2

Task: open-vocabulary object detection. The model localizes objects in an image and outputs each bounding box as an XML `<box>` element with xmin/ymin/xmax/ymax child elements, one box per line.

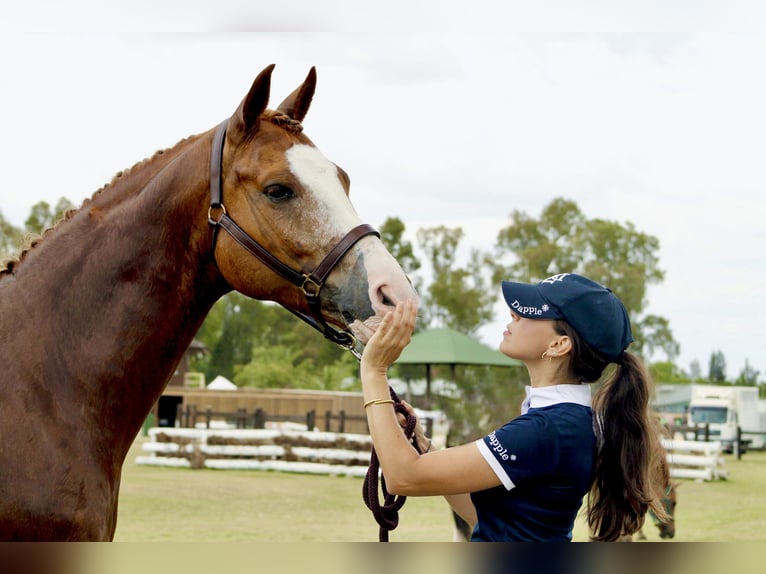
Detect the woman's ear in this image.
<box><xmin>548</xmin><ymin>335</ymin><xmax>572</xmax><ymax>358</ymax></box>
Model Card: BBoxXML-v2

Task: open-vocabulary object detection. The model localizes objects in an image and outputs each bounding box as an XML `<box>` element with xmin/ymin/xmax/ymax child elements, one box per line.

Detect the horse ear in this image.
<box><xmin>234</xmin><ymin>64</ymin><xmax>276</xmax><ymax>135</ymax></box>
<box><xmin>276</xmin><ymin>67</ymin><xmax>316</xmax><ymax>122</ymax></box>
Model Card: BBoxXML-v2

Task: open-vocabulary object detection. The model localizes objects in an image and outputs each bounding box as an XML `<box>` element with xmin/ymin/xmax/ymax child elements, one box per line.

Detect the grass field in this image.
<box><xmin>114</xmin><ymin>437</ymin><xmax>766</xmax><ymax>542</ymax></box>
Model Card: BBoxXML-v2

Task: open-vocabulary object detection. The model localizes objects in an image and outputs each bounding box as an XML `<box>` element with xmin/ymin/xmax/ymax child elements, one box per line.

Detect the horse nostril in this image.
<box><xmin>378</xmin><ymin>287</ymin><xmax>394</xmax><ymax>307</ymax></box>
<box><xmin>342</xmin><ymin>311</ymin><xmax>355</xmax><ymax>324</ymax></box>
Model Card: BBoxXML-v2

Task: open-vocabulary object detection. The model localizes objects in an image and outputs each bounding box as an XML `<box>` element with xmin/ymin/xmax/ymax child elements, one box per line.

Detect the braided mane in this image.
<box><xmin>1</xmin><ymin>111</ymin><xmax>303</xmax><ymax>278</ymax></box>
<box><xmin>0</xmin><ymin>134</ymin><xmax>200</xmax><ymax>277</ymax></box>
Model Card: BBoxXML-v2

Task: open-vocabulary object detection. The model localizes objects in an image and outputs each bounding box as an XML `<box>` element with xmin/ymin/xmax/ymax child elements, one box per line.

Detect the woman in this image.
<box><xmin>360</xmin><ymin>272</ymin><xmax>668</xmax><ymax>541</ymax></box>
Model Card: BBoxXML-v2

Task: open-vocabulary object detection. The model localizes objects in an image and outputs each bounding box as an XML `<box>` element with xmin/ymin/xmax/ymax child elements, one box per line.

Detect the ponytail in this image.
<box><xmin>553</xmin><ymin>321</ymin><xmax>668</xmax><ymax>541</ymax></box>
<box><xmin>587</xmin><ymin>352</ymin><xmax>668</xmax><ymax>541</ymax></box>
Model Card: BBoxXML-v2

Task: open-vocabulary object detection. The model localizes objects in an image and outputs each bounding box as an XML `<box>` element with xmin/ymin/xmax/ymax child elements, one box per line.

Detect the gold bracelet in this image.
<box><xmin>363</xmin><ymin>398</ymin><xmax>395</xmax><ymax>408</ymax></box>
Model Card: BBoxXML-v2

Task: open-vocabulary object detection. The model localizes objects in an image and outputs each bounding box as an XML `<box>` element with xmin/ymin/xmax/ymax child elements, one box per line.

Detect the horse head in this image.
<box><xmin>209</xmin><ymin>65</ymin><xmax>418</xmax><ymax>351</ymax></box>
<box><xmin>654</xmin><ymin>480</ymin><xmax>678</xmax><ymax>539</ymax></box>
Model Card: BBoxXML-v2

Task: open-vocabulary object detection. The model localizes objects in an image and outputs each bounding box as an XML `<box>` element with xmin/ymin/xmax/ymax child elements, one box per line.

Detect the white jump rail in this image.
<box><xmin>661</xmin><ymin>438</ymin><xmax>728</xmax><ymax>481</ymax></box>
<box><xmin>136</xmin><ymin>427</ymin><xmax>373</xmax><ymax>478</ymax></box>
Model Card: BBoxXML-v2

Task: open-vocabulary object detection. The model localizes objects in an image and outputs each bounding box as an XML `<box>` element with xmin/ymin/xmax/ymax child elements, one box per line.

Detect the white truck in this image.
<box><xmin>759</xmin><ymin>399</ymin><xmax>766</xmax><ymax>439</ymax></box>
<box><xmin>687</xmin><ymin>384</ymin><xmax>764</xmax><ymax>452</ymax></box>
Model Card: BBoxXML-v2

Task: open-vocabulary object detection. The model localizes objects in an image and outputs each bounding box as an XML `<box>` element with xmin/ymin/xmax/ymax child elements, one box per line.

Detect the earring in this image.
<box><xmin>541</xmin><ymin>351</ymin><xmax>551</xmax><ymax>362</ymax></box>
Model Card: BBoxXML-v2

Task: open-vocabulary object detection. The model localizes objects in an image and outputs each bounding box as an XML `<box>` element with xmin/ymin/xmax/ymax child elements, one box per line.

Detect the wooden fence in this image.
<box><xmin>174</xmin><ymin>404</ymin><xmax>434</xmax><ymax>436</ymax></box>
<box><xmin>669</xmin><ymin>423</ymin><xmax>711</xmax><ymax>442</ymax></box>
<box><xmin>174</xmin><ymin>404</ymin><xmax>360</xmax><ymax>433</ymax></box>
<box><xmin>158</xmin><ymin>387</ymin><xmax>372</xmax><ymax>434</ymax></box>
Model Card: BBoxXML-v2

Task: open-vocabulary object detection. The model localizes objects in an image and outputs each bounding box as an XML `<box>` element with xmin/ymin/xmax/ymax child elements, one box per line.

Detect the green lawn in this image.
<box><xmin>115</xmin><ymin>437</ymin><xmax>766</xmax><ymax>542</ymax></box>
<box><xmin>572</xmin><ymin>448</ymin><xmax>766</xmax><ymax>542</ymax></box>
<box><xmin>115</xmin><ymin>437</ymin><xmax>455</xmax><ymax>542</ymax></box>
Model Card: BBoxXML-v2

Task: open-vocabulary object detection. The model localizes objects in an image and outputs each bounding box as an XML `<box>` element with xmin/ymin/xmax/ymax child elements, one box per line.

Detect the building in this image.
<box><xmin>652</xmin><ymin>383</ymin><xmax>692</xmax><ymax>425</ymax></box>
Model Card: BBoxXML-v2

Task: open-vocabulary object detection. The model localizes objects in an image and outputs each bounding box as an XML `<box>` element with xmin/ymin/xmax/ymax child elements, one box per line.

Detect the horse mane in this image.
<box><xmin>0</xmin><ymin>112</ymin><xmax>302</xmax><ymax>278</ymax></box>
<box><xmin>0</xmin><ymin>133</ymin><xmax>202</xmax><ymax>277</ymax></box>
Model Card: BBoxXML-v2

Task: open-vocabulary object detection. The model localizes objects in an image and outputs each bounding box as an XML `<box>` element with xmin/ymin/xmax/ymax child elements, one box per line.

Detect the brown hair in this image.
<box><xmin>554</xmin><ymin>320</ymin><xmax>668</xmax><ymax>541</ymax></box>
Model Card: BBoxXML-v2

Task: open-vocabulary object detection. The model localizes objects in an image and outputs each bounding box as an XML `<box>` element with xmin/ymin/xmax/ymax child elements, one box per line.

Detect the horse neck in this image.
<box><xmin>6</xmin><ymin>129</ymin><xmax>228</xmax><ymax>458</ymax></box>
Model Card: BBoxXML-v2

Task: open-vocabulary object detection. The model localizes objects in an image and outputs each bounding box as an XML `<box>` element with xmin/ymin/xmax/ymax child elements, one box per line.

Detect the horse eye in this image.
<box><xmin>264</xmin><ymin>184</ymin><xmax>294</xmax><ymax>203</ymax></box>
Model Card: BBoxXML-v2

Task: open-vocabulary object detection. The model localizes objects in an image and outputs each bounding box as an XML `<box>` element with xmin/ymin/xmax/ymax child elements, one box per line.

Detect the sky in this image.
<box><xmin>1</xmin><ymin>3</ymin><xmax>764</xmax><ymax>381</ymax></box>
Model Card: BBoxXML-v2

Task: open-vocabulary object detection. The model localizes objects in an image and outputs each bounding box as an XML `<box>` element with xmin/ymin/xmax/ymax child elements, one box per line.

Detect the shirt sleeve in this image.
<box><xmin>475</xmin><ymin>411</ymin><xmax>560</xmax><ymax>491</ymax></box>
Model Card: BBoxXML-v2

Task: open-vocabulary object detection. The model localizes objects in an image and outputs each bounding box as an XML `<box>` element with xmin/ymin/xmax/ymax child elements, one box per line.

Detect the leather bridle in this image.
<box><xmin>207</xmin><ymin>120</ymin><xmax>379</xmax><ymax>358</ymax></box>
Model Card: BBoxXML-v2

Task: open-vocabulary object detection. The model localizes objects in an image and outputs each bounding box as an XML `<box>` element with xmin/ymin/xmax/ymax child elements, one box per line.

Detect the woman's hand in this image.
<box><xmin>360</xmin><ymin>300</ymin><xmax>418</xmax><ymax>376</ymax></box>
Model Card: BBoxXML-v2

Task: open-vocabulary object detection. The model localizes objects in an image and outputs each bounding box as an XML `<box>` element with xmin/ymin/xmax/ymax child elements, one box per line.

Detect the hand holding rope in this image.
<box><xmin>362</xmin><ymin>386</ymin><xmax>426</xmax><ymax>542</ymax></box>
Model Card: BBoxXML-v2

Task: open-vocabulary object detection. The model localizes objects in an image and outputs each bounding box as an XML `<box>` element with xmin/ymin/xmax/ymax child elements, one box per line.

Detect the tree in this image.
<box><xmin>491</xmin><ymin>197</ymin><xmax>677</xmax><ymax>361</ymax></box>
<box><xmin>650</xmin><ymin>361</ymin><xmax>690</xmax><ymax>384</ymax></box>
<box><xmin>415</xmin><ymin>225</ymin><xmax>494</xmax><ymax>335</ymax></box>
<box><xmin>233</xmin><ymin>344</ymin><xmax>358</xmax><ymax>391</ymax></box>
<box><xmin>200</xmin><ymin>293</ymin><xmax>267</xmax><ymax>382</ymax></box>
<box><xmin>378</xmin><ymin>216</ymin><xmax>425</xmax><ymax>331</ymax></box>
<box><xmin>379</xmin><ymin>217</ymin><xmax>421</xmax><ymax>276</ymax></box>
<box><xmin>734</xmin><ymin>359</ymin><xmax>760</xmax><ymax>387</ymax></box>
<box><xmin>193</xmin><ymin>292</ymin><xmax>359</xmax><ymax>390</ymax></box>
<box><xmin>636</xmin><ymin>315</ymin><xmax>680</xmax><ymax>363</ymax></box>
<box><xmin>439</xmin><ymin>365</ymin><xmax>528</xmax><ymax>445</ymax></box>
<box><xmin>492</xmin><ymin>198</ymin><xmax>586</xmax><ymax>282</ymax></box>
<box><xmin>689</xmin><ymin>360</ymin><xmax>703</xmax><ymax>382</ymax></box>
<box><xmin>0</xmin><ymin>211</ymin><xmax>24</xmax><ymax>261</ymax></box>
<box><xmin>708</xmin><ymin>350</ymin><xmax>727</xmax><ymax>383</ymax></box>
<box><xmin>1</xmin><ymin>197</ymin><xmax>75</xmax><ymax>262</ymax></box>
<box><xmin>24</xmin><ymin>198</ymin><xmax>75</xmax><ymax>235</ymax></box>
<box><xmin>233</xmin><ymin>345</ymin><xmax>312</xmax><ymax>389</ymax></box>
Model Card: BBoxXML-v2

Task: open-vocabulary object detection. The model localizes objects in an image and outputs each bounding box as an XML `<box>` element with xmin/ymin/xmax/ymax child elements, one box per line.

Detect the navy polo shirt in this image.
<box><xmin>471</xmin><ymin>384</ymin><xmax>596</xmax><ymax>542</ymax></box>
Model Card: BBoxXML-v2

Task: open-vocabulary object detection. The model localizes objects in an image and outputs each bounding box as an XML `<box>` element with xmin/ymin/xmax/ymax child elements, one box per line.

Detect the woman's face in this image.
<box><xmin>499</xmin><ymin>311</ymin><xmax>558</xmax><ymax>361</ymax></box>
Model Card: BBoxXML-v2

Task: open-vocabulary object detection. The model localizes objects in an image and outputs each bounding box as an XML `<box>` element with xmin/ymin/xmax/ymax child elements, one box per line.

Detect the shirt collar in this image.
<box><xmin>520</xmin><ymin>384</ymin><xmax>592</xmax><ymax>415</ymax></box>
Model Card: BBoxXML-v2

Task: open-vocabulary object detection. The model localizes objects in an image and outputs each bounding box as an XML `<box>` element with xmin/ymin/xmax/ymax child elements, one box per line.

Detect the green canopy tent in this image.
<box><xmin>394</xmin><ymin>327</ymin><xmax>522</xmax><ymax>408</ymax></box>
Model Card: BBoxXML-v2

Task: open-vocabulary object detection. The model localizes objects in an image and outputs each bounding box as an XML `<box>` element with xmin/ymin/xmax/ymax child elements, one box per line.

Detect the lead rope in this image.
<box><xmin>362</xmin><ymin>387</ymin><xmax>424</xmax><ymax>542</ymax></box>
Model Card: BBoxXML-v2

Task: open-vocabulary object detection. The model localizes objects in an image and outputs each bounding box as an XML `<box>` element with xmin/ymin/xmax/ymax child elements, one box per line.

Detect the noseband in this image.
<box><xmin>207</xmin><ymin>120</ymin><xmax>379</xmax><ymax>357</ymax></box>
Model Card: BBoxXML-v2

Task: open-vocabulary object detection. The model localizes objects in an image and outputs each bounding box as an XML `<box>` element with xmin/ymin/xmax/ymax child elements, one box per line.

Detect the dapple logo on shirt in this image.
<box><xmin>487</xmin><ymin>431</ymin><xmax>510</xmax><ymax>461</ymax></box>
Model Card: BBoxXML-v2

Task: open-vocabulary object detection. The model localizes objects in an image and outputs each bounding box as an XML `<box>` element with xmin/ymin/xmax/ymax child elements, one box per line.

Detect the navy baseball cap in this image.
<box><xmin>501</xmin><ymin>273</ymin><xmax>633</xmax><ymax>363</ymax></box>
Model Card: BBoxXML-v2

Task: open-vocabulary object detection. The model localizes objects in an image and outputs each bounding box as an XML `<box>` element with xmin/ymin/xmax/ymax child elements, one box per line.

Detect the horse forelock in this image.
<box><xmin>0</xmin><ymin>134</ymin><xmax>203</xmax><ymax>278</ymax></box>
<box><xmin>263</xmin><ymin>110</ymin><xmax>303</xmax><ymax>133</ymax></box>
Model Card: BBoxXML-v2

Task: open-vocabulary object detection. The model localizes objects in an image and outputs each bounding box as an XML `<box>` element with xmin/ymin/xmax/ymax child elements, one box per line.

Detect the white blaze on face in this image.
<box><xmin>285</xmin><ymin>143</ymin><xmax>418</xmax><ymax>341</ymax></box>
<box><xmin>285</xmin><ymin>144</ymin><xmax>361</xmax><ymax>238</ymax></box>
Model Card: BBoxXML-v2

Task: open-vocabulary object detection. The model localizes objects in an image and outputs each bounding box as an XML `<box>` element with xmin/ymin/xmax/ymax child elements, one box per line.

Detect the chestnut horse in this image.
<box><xmin>0</xmin><ymin>65</ymin><xmax>417</xmax><ymax>541</ymax></box>
<box><xmin>625</xmin><ymin>453</ymin><xmax>678</xmax><ymax>541</ymax></box>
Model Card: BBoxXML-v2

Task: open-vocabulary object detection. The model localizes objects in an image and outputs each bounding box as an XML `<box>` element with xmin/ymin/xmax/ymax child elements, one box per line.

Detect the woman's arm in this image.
<box><xmin>360</xmin><ymin>301</ymin><xmax>501</xmax><ymax>498</ymax></box>
<box><xmin>445</xmin><ymin>493</ymin><xmax>478</xmax><ymax>528</ymax></box>
<box><xmin>395</xmin><ymin>403</ymin><xmax>479</xmax><ymax>527</ymax></box>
